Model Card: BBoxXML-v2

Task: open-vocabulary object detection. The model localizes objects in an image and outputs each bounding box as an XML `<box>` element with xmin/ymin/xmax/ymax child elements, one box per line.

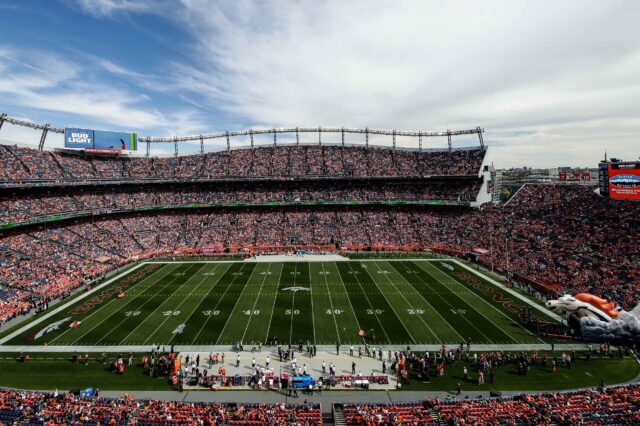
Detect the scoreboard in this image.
<box><xmin>599</xmin><ymin>161</ymin><xmax>640</xmax><ymax>201</ymax></box>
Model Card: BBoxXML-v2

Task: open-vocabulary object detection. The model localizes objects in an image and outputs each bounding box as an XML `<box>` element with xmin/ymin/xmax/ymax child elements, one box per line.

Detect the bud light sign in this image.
<box><xmin>65</xmin><ymin>128</ymin><xmax>94</xmax><ymax>148</ymax></box>
<box><xmin>65</xmin><ymin>128</ymin><xmax>137</xmax><ymax>151</ymax></box>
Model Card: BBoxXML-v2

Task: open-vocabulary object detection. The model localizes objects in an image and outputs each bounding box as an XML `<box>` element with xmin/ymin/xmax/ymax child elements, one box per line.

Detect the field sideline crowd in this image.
<box><xmin>0</xmin><ymin>384</ymin><xmax>639</xmax><ymax>425</ymax></box>
<box><xmin>341</xmin><ymin>383</ymin><xmax>640</xmax><ymax>425</ymax></box>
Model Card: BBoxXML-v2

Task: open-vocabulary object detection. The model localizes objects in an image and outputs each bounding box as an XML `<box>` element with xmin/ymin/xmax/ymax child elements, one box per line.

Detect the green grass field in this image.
<box><xmin>4</xmin><ymin>259</ymin><xmax>556</xmax><ymax>347</ymax></box>
<box><xmin>0</xmin><ymin>352</ymin><xmax>636</xmax><ymax>392</ymax></box>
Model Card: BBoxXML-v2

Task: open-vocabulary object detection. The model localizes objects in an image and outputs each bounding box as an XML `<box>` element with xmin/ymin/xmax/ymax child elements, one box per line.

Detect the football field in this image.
<box><xmin>4</xmin><ymin>259</ymin><xmax>555</xmax><ymax>347</ymax></box>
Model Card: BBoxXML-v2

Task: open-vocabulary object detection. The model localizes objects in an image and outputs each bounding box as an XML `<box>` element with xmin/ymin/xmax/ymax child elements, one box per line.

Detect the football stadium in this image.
<box><xmin>1</xmin><ymin>1</ymin><xmax>639</xmax><ymax>425</ymax></box>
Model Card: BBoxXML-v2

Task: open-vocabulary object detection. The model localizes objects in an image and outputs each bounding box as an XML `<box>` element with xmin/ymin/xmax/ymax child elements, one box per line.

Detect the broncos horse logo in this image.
<box><xmin>280</xmin><ymin>286</ymin><xmax>310</xmax><ymax>293</ymax></box>
<box><xmin>546</xmin><ymin>294</ymin><xmax>619</xmax><ymax>322</ymax></box>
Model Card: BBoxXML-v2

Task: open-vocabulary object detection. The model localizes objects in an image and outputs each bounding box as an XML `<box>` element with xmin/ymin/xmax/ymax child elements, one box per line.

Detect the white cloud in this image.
<box><xmin>72</xmin><ymin>0</ymin><xmax>155</xmax><ymax>16</ymax></box>
<box><xmin>165</xmin><ymin>0</ymin><xmax>640</xmax><ymax>167</ymax></box>
<box><xmin>0</xmin><ymin>47</ymin><xmax>210</xmax><ymax>147</ymax></box>
<box><xmin>9</xmin><ymin>0</ymin><xmax>640</xmax><ymax>167</ymax></box>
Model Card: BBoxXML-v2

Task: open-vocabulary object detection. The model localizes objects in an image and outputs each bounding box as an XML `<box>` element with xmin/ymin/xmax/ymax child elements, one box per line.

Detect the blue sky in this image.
<box><xmin>0</xmin><ymin>0</ymin><xmax>639</xmax><ymax>166</ymax></box>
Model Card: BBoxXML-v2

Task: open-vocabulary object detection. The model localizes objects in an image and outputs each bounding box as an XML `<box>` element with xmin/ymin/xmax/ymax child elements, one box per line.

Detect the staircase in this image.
<box><xmin>332</xmin><ymin>405</ymin><xmax>346</xmax><ymax>426</ymax></box>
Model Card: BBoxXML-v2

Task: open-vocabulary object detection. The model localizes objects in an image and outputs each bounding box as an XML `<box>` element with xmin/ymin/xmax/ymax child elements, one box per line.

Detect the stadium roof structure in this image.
<box><xmin>0</xmin><ymin>113</ymin><xmax>484</xmax><ymax>157</ymax></box>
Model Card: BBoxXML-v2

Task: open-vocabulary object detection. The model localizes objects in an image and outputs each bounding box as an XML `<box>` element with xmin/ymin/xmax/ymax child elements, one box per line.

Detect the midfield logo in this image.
<box><xmin>281</xmin><ymin>286</ymin><xmax>311</xmax><ymax>293</ymax></box>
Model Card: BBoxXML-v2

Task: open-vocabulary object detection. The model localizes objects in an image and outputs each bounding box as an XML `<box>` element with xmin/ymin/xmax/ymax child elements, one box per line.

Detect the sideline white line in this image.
<box><xmin>414</xmin><ymin>261</ymin><xmax>495</xmax><ymax>343</ymax></box>
<box><xmin>436</xmin><ymin>262</ymin><xmax>546</xmax><ymax>344</ymax></box>
<box><xmin>0</xmin><ymin>263</ymin><xmax>147</xmax><ymax>345</ymax></box>
<box><xmin>451</xmin><ymin>260</ymin><xmax>561</xmax><ymax>321</ymax></box>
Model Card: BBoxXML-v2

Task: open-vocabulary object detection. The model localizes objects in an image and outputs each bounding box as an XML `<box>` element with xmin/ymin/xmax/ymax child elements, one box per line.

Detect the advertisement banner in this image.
<box><xmin>64</xmin><ymin>128</ymin><xmax>137</xmax><ymax>151</ymax></box>
<box><xmin>94</xmin><ymin>130</ymin><xmax>137</xmax><ymax>151</ymax></box>
<box><xmin>608</xmin><ymin>163</ymin><xmax>640</xmax><ymax>201</ymax></box>
<box><xmin>559</xmin><ymin>172</ymin><xmax>567</xmax><ymax>182</ymax></box>
<box><xmin>64</xmin><ymin>128</ymin><xmax>94</xmax><ymax>148</ymax></box>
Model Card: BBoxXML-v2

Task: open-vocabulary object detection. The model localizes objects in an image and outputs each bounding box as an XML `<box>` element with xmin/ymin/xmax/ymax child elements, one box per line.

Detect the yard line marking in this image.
<box><xmin>264</xmin><ymin>264</ymin><xmax>284</xmax><ymax>344</ymax></box>
<box><xmin>319</xmin><ymin>262</ymin><xmax>343</xmax><ymax>345</ymax></box>
<box><xmin>288</xmin><ymin>262</ymin><xmax>298</xmax><ymax>345</ymax></box>
<box><xmin>330</xmin><ymin>263</ymin><xmax>364</xmax><ymax>344</ymax></box>
<box><xmin>345</xmin><ymin>262</ymin><xmax>392</xmax><ymax>344</ymax></box>
<box><xmin>371</xmin><ymin>261</ymin><xmax>440</xmax><ymax>343</ymax></box>
<box><xmin>308</xmin><ymin>262</ymin><xmax>317</xmax><ymax>345</ymax></box>
<box><xmin>141</xmin><ymin>264</ymin><xmax>221</xmax><ymax>345</ymax></box>
<box><xmin>240</xmin><ymin>263</ymin><xmax>272</xmax><ymax>343</ymax></box>
<box><xmin>358</xmin><ymin>262</ymin><xmax>416</xmax><ymax>345</ymax></box>
<box><xmin>166</xmin><ymin>263</ymin><xmax>232</xmax><ymax>345</ymax></box>
<box><xmin>190</xmin><ymin>263</ymin><xmax>253</xmax><ymax>344</ymax></box>
<box><xmin>387</xmin><ymin>261</ymin><xmax>464</xmax><ymax>343</ymax></box>
<box><xmin>430</xmin><ymin>261</ymin><xmax>545</xmax><ymax>344</ymax></box>
<box><xmin>51</xmin><ymin>264</ymin><xmax>178</xmax><ymax>345</ymax></box>
<box><xmin>92</xmin><ymin>264</ymin><xmax>202</xmax><ymax>345</ymax></box>
<box><xmin>214</xmin><ymin>263</ymin><xmax>262</xmax><ymax>345</ymax></box>
<box><xmin>415</xmin><ymin>261</ymin><xmax>498</xmax><ymax>343</ymax></box>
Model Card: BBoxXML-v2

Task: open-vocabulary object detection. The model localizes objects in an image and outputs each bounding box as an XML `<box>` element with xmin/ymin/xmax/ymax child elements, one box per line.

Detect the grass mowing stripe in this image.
<box><xmin>387</xmin><ymin>261</ymin><xmax>464</xmax><ymax>343</ymax></box>
<box><xmin>164</xmin><ymin>263</ymin><xmax>232</xmax><ymax>345</ymax></box>
<box><xmin>92</xmin><ymin>264</ymin><xmax>204</xmax><ymax>345</ymax></box>
<box><xmin>215</xmin><ymin>263</ymin><xmax>268</xmax><ymax>345</ymax></box>
<box><xmin>44</xmin><ymin>263</ymin><xmax>175</xmax><ymax>345</ymax></box>
<box><xmin>368</xmin><ymin>261</ymin><xmax>440</xmax><ymax>343</ymax></box>
<box><xmin>189</xmin><ymin>263</ymin><xmax>257</xmax><ymax>344</ymax></box>
<box><xmin>242</xmin><ymin>263</ymin><xmax>283</xmax><ymax>345</ymax></box>
<box><xmin>309</xmin><ymin>262</ymin><xmax>342</xmax><ymax>345</ymax></box>
<box><xmin>323</xmin><ymin>262</ymin><xmax>365</xmax><ymax>345</ymax></box>
<box><xmin>119</xmin><ymin>263</ymin><xmax>209</xmax><ymax>344</ymax></box>
<box><xmin>414</xmin><ymin>261</ymin><xmax>514</xmax><ymax>344</ymax></box>
<box><xmin>137</xmin><ymin>263</ymin><xmax>221</xmax><ymax>345</ymax></box>
<box><xmin>288</xmin><ymin>263</ymin><xmax>298</xmax><ymax>345</ymax></box>
<box><xmin>290</xmin><ymin>262</ymin><xmax>314</xmax><ymax>345</ymax></box>
<box><xmin>308</xmin><ymin>262</ymin><xmax>317</xmax><ymax>345</ymax></box>
<box><xmin>395</xmin><ymin>260</ymin><xmax>491</xmax><ymax>343</ymax></box>
<box><xmin>355</xmin><ymin>262</ymin><xmax>416</xmax><ymax>345</ymax></box>
<box><xmin>60</xmin><ymin>264</ymin><xmax>183</xmax><ymax>345</ymax></box>
<box><xmin>266</xmin><ymin>263</ymin><xmax>296</xmax><ymax>345</ymax></box>
<box><xmin>170</xmin><ymin>263</ymin><xmax>246</xmax><ymax>345</ymax></box>
<box><xmin>335</xmin><ymin>262</ymin><xmax>391</xmax><ymax>344</ymax></box>
<box><xmin>238</xmin><ymin>263</ymin><xmax>274</xmax><ymax>343</ymax></box>
<box><xmin>420</xmin><ymin>261</ymin><xmax>519</xmax><ymax>344</ymax></box>
<box><xmin>429</xmin><ymin>261</ymin><xmax>543</xmax><ymax>344</ymax></box>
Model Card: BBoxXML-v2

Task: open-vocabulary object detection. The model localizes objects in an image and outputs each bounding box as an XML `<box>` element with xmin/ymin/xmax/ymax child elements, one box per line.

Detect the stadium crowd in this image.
<box><xmin>0</xmin><ymin>384</ymin><xmax>638</xmax><ymax>425</ymax></box>
<box><xmin>1</xmin><ymin>183</ymin><xmax>638</xmax><ymax>323</ymax></box>
<box><xmin>0</xmin><ymin>389</ymin><xmax>321</xmax><ymax>425</ymax></box>
<box><xmin>0</xmin><ymin>181</ymin><xmax>481</xmax><ymax>225</ymax></box>
<box><xmin>341</xmin><ymin>384</ymin><xmax>640</xmax><ymax>425</ymax></box>
<box><xmin>0</xmin><ymin>144</ymin><xmax>485</xmax><ymax>181</ymax></box>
